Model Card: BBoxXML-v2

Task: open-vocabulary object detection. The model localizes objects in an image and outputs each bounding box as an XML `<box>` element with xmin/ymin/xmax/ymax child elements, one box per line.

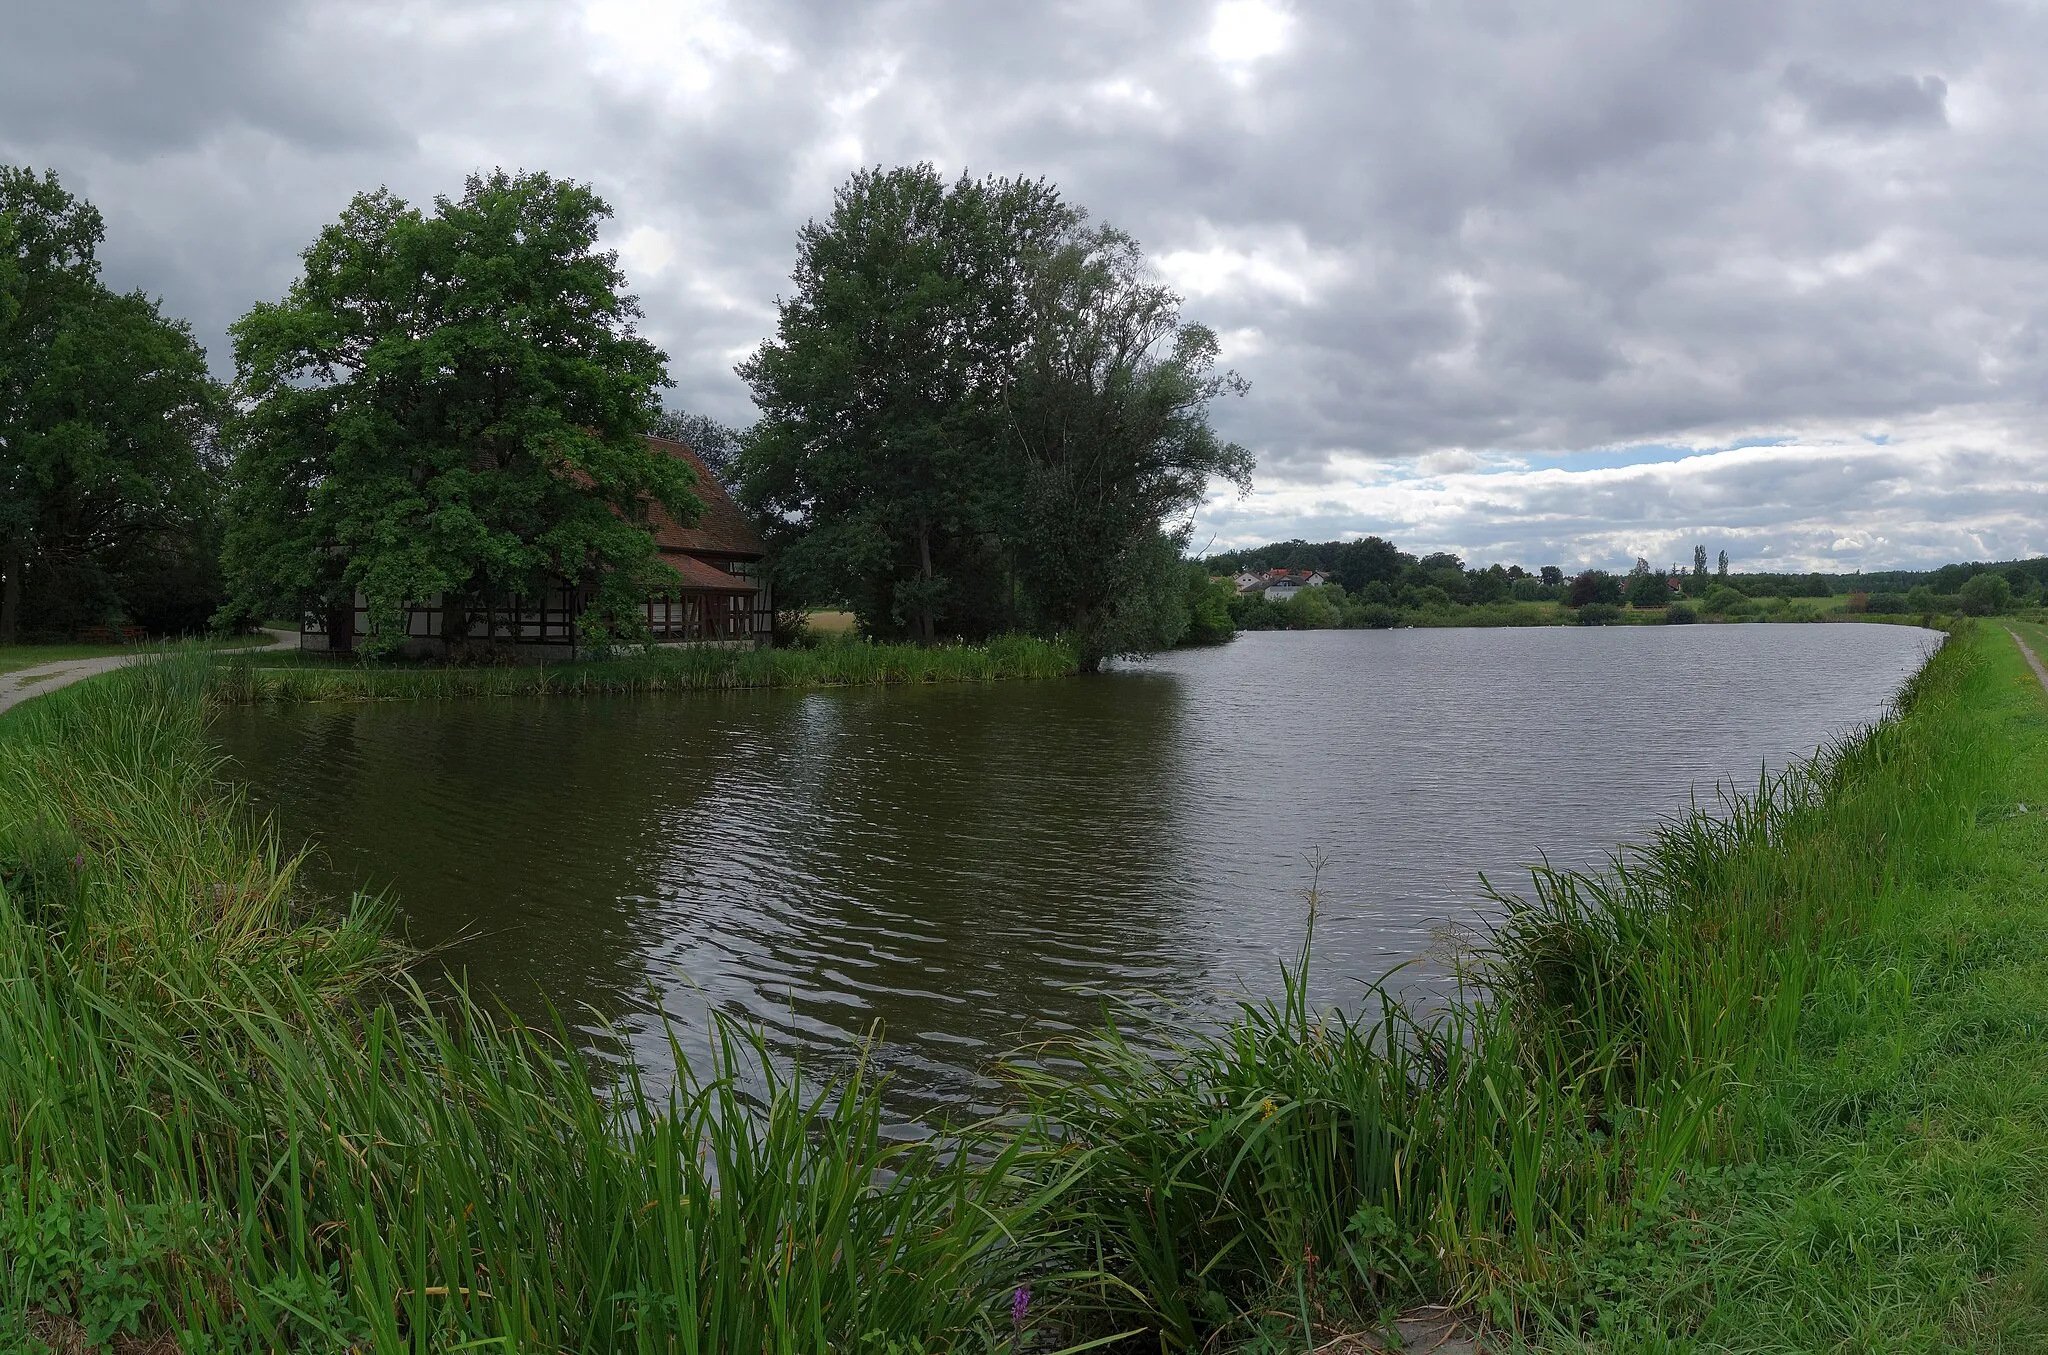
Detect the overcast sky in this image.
<box><xmin>5</xmin><ymin>0</ymin><xmax>2045</xmax><ymax>572</ymax></box>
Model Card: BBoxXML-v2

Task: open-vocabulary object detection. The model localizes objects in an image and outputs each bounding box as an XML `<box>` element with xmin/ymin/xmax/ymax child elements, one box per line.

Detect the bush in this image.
<box><xmin>1666</xmin><ymin>602</ymin><xmax>1697</xmax><ymax>624</ymax></box>
<box><xmin>1904</xmin><ymin>585</ymin><xmax>1961</xmax><ymax>614</ymax></box>
<box><xmin>1703</xmin><ymin>586</ymin><xmax>1750</xmax><ymax>616</ymax></box>
<box><xmin>1625</xmin><ymin>570</ymin><xmax>1670</xmax><ymax>609</ymax></box>
<box><xmin>1959</xmin><ymin>571</ymin><xmax>2012</xmax><ymax>616</ymax></box>
<box><xmin>1568</xmin><ymin>570</ymin><xmax>1622</xmax><ymax>608</ymax></box>
<box><xmin>1576</xmin><ymin>602</ymin><xmax>1622</xmax><ymax>626</ymax></box>
<box><xmin>1412</xmin><ymin>585</ymin><xmax>1453</xmax><ymax>613</ymax></box>
<box><xmin>1183</xmin><ymin>574</ymin><xmax>1238</xmax><ymax>645</ymax></box>
<box><xmin>1282</xmin><ymin>586</ymin><xmax>1342</xmax><ymax>629</ymax></box>
<box><xmin>1864</xmin><ymin>592</ymin><xmax>1908</xmax><ymax>615</ymax></box>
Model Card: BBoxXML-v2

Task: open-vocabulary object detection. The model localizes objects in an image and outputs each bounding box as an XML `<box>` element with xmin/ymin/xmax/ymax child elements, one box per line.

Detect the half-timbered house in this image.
<box><xmin>300</xmin><ymin>436</ymin><xmax>773</xmax><ymax>657</ymax></box>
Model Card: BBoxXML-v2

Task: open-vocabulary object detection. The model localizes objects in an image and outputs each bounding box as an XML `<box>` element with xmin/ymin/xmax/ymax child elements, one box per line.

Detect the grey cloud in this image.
<box><xmin>1784</xmin><ymin>64</ymin><xmax>1948</xmax><ymax>130</ymax></box>
<box><xmin>0</xmin><ymin>0</ymin><xmax>2041</xmax><ymax>564</ymax></box>
<box><xmin>0</xmin><ymin>0</ymin><xmax>410</xmax><ymax>157</ymax></box>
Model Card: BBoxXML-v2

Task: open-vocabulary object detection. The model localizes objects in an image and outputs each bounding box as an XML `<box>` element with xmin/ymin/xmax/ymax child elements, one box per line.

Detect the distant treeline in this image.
<box><xmin>1206</xmin><ymin>538</ymin><xmax>2048</xmax><ymax>602</ymax></box>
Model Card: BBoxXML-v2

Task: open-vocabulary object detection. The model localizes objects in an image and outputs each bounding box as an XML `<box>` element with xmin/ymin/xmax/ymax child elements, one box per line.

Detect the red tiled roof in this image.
<box><xmin>664</xmin><ymin>552</ymin><xmax>757</xmax><ymax>593</ymax></box>
<box><xmin>644</xmin><ymin>435</ymin><xmax>767</xmax><ymax>559</ymax></box>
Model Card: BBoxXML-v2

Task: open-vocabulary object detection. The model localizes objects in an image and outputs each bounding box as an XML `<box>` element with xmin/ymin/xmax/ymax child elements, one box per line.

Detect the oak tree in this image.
<box><xmin>223</xmin><ymin>170</ymin><xmax>697</xmax><ymax>651</ymax></box>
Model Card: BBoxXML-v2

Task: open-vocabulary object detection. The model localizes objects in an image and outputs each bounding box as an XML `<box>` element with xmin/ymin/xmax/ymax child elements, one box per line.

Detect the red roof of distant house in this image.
<box><xmin>645</xmin><ymin>435</ymin><xmax>767</xmax><ymax>560</ymax></box>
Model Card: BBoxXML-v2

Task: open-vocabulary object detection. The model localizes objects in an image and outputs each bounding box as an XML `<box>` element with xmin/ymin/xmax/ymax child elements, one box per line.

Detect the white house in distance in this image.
<box><xmin>1235</xmin><ymin>567</ymin><xmax>1329</xmax><ymax>603</ymax></box>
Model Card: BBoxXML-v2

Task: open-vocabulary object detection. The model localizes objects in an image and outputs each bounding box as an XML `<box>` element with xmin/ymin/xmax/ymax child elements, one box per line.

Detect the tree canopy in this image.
<box><xmin>737</xmin><ymin>165</ymin><xmax>1250</xmax><ymax>664</ymax></box>
<box><xmin>221</xmin><ymin>169</ymin><xmax>698</xmax><ymax>650</ymax></box>
<box><xmin>0</xmin><ymin>167</ymin><xmax>223</xmax><ymax>642</ymax></box>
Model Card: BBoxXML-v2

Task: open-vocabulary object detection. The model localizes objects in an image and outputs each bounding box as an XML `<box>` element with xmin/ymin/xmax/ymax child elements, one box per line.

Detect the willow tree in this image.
<box><xmin>1000</xmin><ymin>227</ymin><xmax>1252</xmax><ymax>665</ymax></box>
<box><xmin>222</xmin><ymin>170</ymin><xmax>698</xmax><ymax>651</ymax></box>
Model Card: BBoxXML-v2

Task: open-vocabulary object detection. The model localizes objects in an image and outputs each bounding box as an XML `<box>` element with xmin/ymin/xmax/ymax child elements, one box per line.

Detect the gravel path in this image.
<box><xmin>0</xmin><ymin>630</ymin><xmax>296</xmax><ymax>719</ymax></box>
<box><xmin>2009</xmin><ymin>626</ymin><xmax>2048</xmax><ymax>696</ymax></box>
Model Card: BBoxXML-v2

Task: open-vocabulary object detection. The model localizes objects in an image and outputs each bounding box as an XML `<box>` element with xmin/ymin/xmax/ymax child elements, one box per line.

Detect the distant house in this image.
<box><xmin>1233</xmin><ymin>569</ymin><xmax>1264</xmax><ymax>592</ymax></box>
<box><xmin>1250</xmin><ymin>568</ymin><xmax>1329</xmax><ymax>603</ymax></box>
<box><xmin>301</xmin><ymin>435</ymin><xmax>774</xmax><ymax>658</ymax></box>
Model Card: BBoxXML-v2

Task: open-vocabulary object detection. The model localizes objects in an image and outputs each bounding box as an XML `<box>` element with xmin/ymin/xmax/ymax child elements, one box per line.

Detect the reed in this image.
<box><xmin>206</xmin><ymin>633</ymin><xmax>1079</xmax><ymax>705</ymax></box>
<box><xmin>0</xmin><ymin>627</ymin><xmax>2011</xmax><ymax>1351</ymax></box>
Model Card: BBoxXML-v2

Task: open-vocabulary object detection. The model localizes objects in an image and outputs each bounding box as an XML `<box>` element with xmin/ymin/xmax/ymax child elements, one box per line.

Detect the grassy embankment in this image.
<box><xmin>0</xmin><ymin>627</ymin><xmax>2042</xmax><ymax>1350</ymax></box>
<box><xmin>0</xmin><ymin>634</ymin><xmax>280</xmax><ymax>678</ymax></box>
<box><xmin>207</xmin><ymin>632</ymin><xmax>1077</xmax><ymax>704</ymax></box>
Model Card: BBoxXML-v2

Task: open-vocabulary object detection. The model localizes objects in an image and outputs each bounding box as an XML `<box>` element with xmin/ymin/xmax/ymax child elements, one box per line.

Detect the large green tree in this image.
<box><xmin>738</xmin><ymin>165</ymin><xmax>1249</xmax><ymax>660</ymax></box>
<box><xmin>738</xmin><ymin>166</ymin><xmax>1072</xmax><ymax>643</ymax></box>
<box><xmin>223</xmin><ymin>170</ymin><xmax>697</xmax><ymax>651</ymax></box>
<box><xmin>0</xmin><ymin>167</ymin><xmax>221</xmax><ymax>642</ymax></box>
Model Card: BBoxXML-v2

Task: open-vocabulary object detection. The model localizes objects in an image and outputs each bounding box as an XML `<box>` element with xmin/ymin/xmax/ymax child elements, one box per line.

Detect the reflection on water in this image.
<box><xmin>214</xmin><ymin>623</ymin><xmax>1937</xmax><ymax>1112</ymax></box>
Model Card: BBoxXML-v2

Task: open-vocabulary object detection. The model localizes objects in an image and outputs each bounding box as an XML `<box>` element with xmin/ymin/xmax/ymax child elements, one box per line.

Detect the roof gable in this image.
<box><xmin>644</xmin><ymin>435</ymin><xmax>766</xmax><ymax>559</ymax></box>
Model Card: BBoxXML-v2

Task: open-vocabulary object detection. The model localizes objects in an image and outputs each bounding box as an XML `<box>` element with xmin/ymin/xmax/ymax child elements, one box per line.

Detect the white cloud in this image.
<box><xmin>1207</xmin><ymin>0</ymin><xmax>1294</xmax><ymax>80</ymax></box>
<box><xmin>1156</xmin><ymin>228</ymin><xmax>1348</xmax><ymax>306</ymax></box>
<box><xmin>1197</xmin><ymin>414</ymin><xmax>2048</xmax><ymax>572</ymax></box>
<box><xmin>578</xmin><ymin>0</ymin><xmax>792</xmax><ymax>102</ymax></box>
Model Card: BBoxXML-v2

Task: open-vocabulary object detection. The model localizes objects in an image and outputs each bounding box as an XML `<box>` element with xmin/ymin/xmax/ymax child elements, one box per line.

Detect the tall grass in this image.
<box><xmin>207</xmin><ymin>633</ymin><xmax>1078</xmax><ymax>705</ymax></box>
<box><xmin>0</xmin><ymin>658</ymin><xmax>1041</xmax><ymax>1351</ymax></box>
<box><xmin>0</xmin><ymin>631</ymin><xmax>1979</xmax><ymax>1350</ymax></box>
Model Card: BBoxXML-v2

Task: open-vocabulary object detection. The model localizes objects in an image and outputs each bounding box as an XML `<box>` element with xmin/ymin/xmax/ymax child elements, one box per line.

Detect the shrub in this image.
<box><xmin>1567</xmin><ymin>570</ymin><xmax>1622</xmax><ymax>608</ymax></box>
<box><xmin>1625</xmin><ymin>570</ymin><xmax>1670</xmax><ymax>609</ymax></box>
<box><xmin>1959</xmin><ymin>571</ymin><xmax>2012</xmax><ymax>616</ymax></box>
<box><xmin>1282</xmin><ymin>586</ymin><xmax>1342</xmax><ymax>629</ymax></box>
<box><xmin>1183</xmin><ymin>576</ymin><xmax>1238</xmax><ymax>645</ymax></box>
<box><xmin>1864</xmin><ymin>592</ymin><xmax>1908</xmax><ymax>614</ymax></box>
<box><xmin>1703</xmin><ymin>586</ymin><xmax>1750</xmax><ymax>616</ymax></box>
<box><xmin>1576</xmin><ymin>602</ymin><xmax>1622</xmax><ymax>626</ymax></box>
<box><xmin>1666</xmin><ymin>602</ymin><xmax>1697</xmax><ymax>624</ymax></box>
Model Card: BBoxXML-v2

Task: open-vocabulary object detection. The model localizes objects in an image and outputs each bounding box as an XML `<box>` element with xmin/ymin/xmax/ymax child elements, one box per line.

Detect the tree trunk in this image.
<box><xmin>1073</xmin><ymin>601</ymin><xmax>1101</xmax><ymax>674</ymax></box>
<box><xmin>440</xmin><ymin>593</ymin><xmax>468</xmax><ymax>656</ymax></box>
<box><xmin>0</xmin><ymin>542</ymin><xmax>20</xmax><ymax>647</ymax></box>
<box><xmin>915</xmin><ymin>520</ymin><xmax>937</xmax><ymax>646</ymax></box>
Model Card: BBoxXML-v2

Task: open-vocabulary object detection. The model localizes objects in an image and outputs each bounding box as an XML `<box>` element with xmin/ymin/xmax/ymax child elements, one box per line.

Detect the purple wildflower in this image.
<box><xmin>1011</xmin><ymin>1284</ymin><xmax>1030</xmax><ymax>1330</ymax></box>
<box><xmin>72</xmin><ymin>853</ymin><xmax>85</xmax><ymax>868</ymax></box>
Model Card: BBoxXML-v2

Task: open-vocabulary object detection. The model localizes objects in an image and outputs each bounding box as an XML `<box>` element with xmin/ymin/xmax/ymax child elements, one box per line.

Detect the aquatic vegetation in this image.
<box><xmin>204</xmin><ymin>632</ymin><xmax>1080</xmax><ymax>704</ymax></box>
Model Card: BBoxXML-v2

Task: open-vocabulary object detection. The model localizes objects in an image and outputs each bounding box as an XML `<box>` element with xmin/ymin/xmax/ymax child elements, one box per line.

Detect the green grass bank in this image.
<box><xmin>206</xmin><ymin>633</ymin><xmax>1078</xmax><ymax>704</ymax></box>
<box><xmin>0</xmin><ymin>626</ymin><xmax>2041</xmax><ymax>1351</ymax></box>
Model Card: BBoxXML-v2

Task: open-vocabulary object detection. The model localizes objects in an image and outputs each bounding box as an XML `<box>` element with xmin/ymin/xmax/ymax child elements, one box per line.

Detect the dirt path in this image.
<box><xmin>0</xmin><ymin>630</ymin><xmax>295</xmax><ymax>719</ymax></box>
<box><xmin>2008</xmin><ymin>627</ymin><xmax>2048</xmax><ymax>696</ymax></box>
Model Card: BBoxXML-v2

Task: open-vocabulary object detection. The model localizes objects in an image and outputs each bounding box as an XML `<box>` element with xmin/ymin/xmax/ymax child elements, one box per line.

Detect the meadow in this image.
<box><xmin>0</xmin><ymin>624</ymin><xmax>2040</xmax><ymax>1351</ymax></box>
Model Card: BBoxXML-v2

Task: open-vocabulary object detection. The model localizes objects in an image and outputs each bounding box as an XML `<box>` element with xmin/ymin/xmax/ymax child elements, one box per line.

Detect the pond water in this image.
<box><xmin>213</xmin><ymin>623</ymin><xmax>1938</xmax><ymax>1113</ymax></box>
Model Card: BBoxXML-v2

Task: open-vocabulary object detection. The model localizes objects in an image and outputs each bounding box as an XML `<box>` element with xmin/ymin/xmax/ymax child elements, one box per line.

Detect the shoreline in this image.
<box><xmin>1</xmin><ymin>625</ymin><xmax>2042</xmax><ymax>1349</ymax></box>
<box><xmin>201</xmin><ymin>632</ymin><xmax>1080</xmax><ymax>704</ymax></box>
